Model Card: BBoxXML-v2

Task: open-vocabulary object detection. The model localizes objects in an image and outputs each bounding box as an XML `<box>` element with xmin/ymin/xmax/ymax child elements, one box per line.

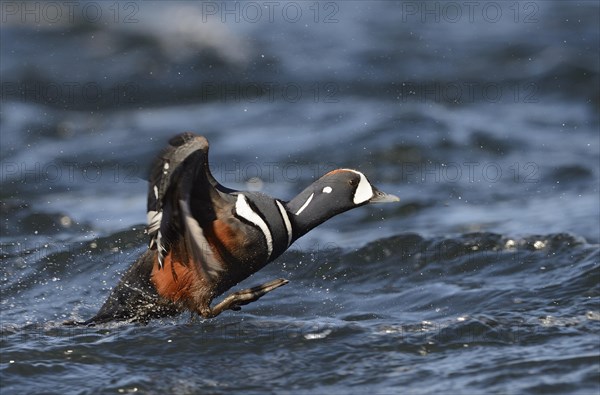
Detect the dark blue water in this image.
<box><xmin>1</xmin><ymin>1</ymin><xmax>599</xmax><ymax>394</ymax></box>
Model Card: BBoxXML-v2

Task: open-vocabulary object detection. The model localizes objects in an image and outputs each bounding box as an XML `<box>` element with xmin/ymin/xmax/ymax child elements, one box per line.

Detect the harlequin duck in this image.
<box><xmin>72</xmin><ymin>132</ymin><xmax>399</xmax><ymax>325</ymax></box>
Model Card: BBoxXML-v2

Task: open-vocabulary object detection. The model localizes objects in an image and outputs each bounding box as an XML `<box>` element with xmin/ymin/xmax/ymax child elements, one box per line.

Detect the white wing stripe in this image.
<box><xmin>146</xmin><ymin>210</ymin><xmax>162</xmax><ymax>233</ymax></box>
<box><xmin>179</xmin><ymin>200</ymin><xmax>223</xmax><ymax>281</ymax></box>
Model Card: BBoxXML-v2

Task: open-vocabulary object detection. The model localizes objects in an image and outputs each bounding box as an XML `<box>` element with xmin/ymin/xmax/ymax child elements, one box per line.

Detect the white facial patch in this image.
<box><xmin>322</xmin><ymin>186</ymin><xmax>332</xmax><ymax>194</ymax></box>
<box><xmin>295</xmin><ymin>193</ymin><xmax>314</xmax><ymax>216</ymax></box>
<box><xmin>235</xmin><ymin>194</ymin><xmax>273</xmax><ymax>258</ymax></box>
<box><xmin>345</xmin><ymin>169</ymin><xmax>374</xmax><ymax>205</ymax></box>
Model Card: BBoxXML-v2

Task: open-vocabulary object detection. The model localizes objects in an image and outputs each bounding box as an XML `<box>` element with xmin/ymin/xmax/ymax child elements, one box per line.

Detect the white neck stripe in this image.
<box><xmin>295</xmin><ymin>193</ymin><xmax>314</xmax><ymax>216</ymax></box>
<box><xmin>235</xmin><ymin>194</ymin><xmax>273</xmax><ymax>259</ymax></box>
<box><xmin>275</xmin><ymin>200</ymin><xmax>293</xmax><ymax>246</ymax></box>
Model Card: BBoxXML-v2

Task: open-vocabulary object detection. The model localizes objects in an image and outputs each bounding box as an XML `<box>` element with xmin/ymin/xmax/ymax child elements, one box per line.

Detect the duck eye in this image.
<box><xmin>348</xmin><ymin>178</ymin><xmax>358</xmax><ymax>187</ymax></box>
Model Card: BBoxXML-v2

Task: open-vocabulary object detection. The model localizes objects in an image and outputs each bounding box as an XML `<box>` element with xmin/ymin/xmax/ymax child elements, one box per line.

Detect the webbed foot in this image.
<box><xmin>201</xmin><ymin>278</ymin><xmax>289</xmax><ymax>318</ymax></box>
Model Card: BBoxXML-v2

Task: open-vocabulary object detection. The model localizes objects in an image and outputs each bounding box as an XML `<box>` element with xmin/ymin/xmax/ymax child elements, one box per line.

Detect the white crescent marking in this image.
<box><xmin>235</xmin><ymin>194</ymin><xmax>273</xmax><ymax>259</ymax></box>
<box><xmin>275</xmin><ymin>200</ymin><xmax>293</xmax><ymax>246</ymax></box>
